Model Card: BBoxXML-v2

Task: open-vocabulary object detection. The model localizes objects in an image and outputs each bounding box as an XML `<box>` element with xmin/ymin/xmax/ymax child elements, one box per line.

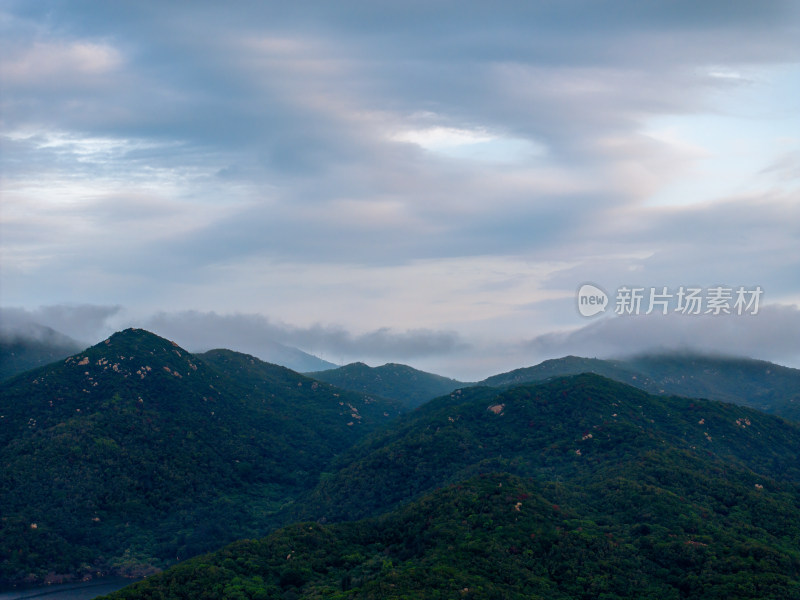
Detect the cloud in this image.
<box><xmin>2</xmin><ymin>40</ymin><xmax>122</xmax><ymax>87</ymax></box>
<box><xmin>142</xmin><ymin>310</ymin><xmax>467</xmax><ymax>364</ymax></box>
<box><xmin>1</xmin><ymin>301</ymin><xmax>797</xmax><ymax>380</ymax></box>
<box><xmin>522</xmin><ymin>304</ymin><xmax>800</xmax><ymax>368</ymax></box>
<box><xmin>0</xmin><ymin>305</ymin><xmax>122</xmax><ymax>344</ymax></box>
<box><xmin>1</xmin><ymin>2</ymin><xmax>798</xmax><ymax>378</ymax></box>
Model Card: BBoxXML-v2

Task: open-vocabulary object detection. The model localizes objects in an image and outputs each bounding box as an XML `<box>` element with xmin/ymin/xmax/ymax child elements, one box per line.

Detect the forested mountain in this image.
<box><xmin>102</xmin><ymin>375</ymin><xmax>800</xmax><ymax>599</ymax></box>
<box><xmin>290</xmin><ymin>374</ymin><xmax>800</xmax><ymax>524</ymax></box>
<box><xmin>482</xmin><ymin>354</ymin><xmax>800</xmax><ymax>422</ymax></box>
<box><xmin>5</xmin><ymin>331</ymin><xmax>800</xmax><ymax>596</ymax></box>
<box><xmin>0</xmin><ymin>329</ymin><xmax>401</xmax><ymax>585</ymax></box>
<box><xmin>307</xmin><ymin>354</ymin><xmax>800</xmax><ymax>420</ymax></box>
<box><xmin>307</xmin><ymin>362</ymin><xmax>468</xmax><ymax>408</ymax></box>
<box><xmin>481</xmin><ymin>355</ymin><xmax>638</xmax><ymax>388</ymax></box>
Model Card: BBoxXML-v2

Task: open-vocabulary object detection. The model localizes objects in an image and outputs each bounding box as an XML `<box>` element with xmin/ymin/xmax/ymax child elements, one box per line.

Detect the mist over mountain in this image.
<box><xmin>0</xmin><ymin>322</ymin><xmax>83</xmax><ymax>381</ymax></box>
<box><xmin>4</xmin><ymin>0</ymin><xmax>799</xmax><ymax>594</ymax></box>
<box><xmin>217</xmin><ymin>337</ymin><xmax>337</xmax><ymax>374</ymax></box>
<box><xmin>0</xmin><ymin>313</ymin><xmax>338</xmax><ymax>379</ymax></box>
<box><xmin>482</xmin><ymin>353</ymin><xmax>800</xmax><ymax>422</ymax></box>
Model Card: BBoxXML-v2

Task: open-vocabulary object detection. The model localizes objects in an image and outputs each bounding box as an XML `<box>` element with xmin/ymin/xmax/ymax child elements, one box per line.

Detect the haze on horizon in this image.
<box><xmin>1</xmin><ymin>1</ymin><xmax>799</xmax><ymax>380</ymax></box>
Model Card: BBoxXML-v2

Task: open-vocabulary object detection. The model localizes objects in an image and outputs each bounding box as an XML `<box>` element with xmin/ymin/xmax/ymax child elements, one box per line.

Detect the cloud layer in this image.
<box><xmin>1</xmin><ymin>1</ymin><xmax>798</xmax><ymax>378</ymax></box>
<box><xmin>524</xmin><ymin>305</ymin><xmax>800</xmax><ymax>367</ymax></box>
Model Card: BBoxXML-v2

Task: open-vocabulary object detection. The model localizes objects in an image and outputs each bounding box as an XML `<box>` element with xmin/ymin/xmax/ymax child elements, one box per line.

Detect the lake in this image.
<box><xmin>0</xmin><ymin>578</ymin><xmax>138</xmax><ymax>600</ymax></box>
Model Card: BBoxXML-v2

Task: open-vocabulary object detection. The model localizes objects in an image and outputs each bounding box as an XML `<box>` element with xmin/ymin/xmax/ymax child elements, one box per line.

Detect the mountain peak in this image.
<box><xmin>101</xmin><ymin>327</ymin><xmax>185</xmax><ymax>351</ymax></box>
<box><xmin>78</xmin><ymin>328</ymin><xmax>197</xmax><ymax>372</ymax></box>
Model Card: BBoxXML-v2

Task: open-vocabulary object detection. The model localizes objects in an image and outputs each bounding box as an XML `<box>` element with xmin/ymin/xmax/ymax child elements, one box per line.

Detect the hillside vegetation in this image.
<box><xmin>0</xmin><ymin>329</ymin><xmax>401</xmax><ymax>585</ymax></box>
<box><xmin>100</xmin><ymin>374</ymin><xmax>800</xmax><ymax>599</ymax></box>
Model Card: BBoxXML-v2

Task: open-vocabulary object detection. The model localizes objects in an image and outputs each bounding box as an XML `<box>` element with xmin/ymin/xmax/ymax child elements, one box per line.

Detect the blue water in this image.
<box><xmin>0</xmin><ymin>578</ymin><xmax>137</xmax><ymax>600</ymax></box>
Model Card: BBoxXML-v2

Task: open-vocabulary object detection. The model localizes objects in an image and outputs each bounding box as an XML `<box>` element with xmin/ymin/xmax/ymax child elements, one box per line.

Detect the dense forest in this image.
<box><xmin>102</xmin><ymin>373</ymin><xmax>800</xmax><ymax>598</ymax></box>
<box><xmin>0</xmin><ymin>329</ymin><xmax>401</xmax><ymax>584</ymax></box>
<box><xmin>103</xmin><ymin>471</ymin><xmax>800</xmax><ymax>599</ymax></box>
<box><xmin>3</xmin><ymin>329</ymin><xmax>800</xmax><ymax>597</ymax></box>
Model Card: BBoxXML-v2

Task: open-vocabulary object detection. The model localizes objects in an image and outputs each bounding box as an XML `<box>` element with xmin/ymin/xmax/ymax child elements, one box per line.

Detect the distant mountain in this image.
<box><xmin>0</xmin><ymin>322</ymin><xmax>83</xmax><ymax>381</ymax></box>
<box><xmin>482</xmin><ymin>354</ymin><xmax>800</xmax><ymax>422</ymax></box>
<box><xmin>481</xmin><ymin>355</ymin><xmax>638</xmax><ymax>387</ymax></box>
<box><xmin>240</xmin><ymin>338</ymin><xmax>337</xmax><ymax>373</ymax></box>
<box><xmin>0</xmin><ymin>329</ymin><xmax>401</xmax><ymax>586</ymax></box>
<box><xmin>103</xmin><ymin>376</ymin><xmax>800</xmax><ymax>599</ymax></box>
<box><xmin>306</xmin><ymin>362</ymin><xmax>468</xmax><ymax>408</ymax></box>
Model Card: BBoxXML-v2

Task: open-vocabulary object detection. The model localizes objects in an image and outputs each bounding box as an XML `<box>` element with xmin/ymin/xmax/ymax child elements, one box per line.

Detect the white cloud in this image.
<box><xmin>521</xmin><ymin>304</ymin><xmax>800</xmax><ymax>369</ymax></box>
<box><xmin>0</xmin><ymin>305</ymin><xmax>122</xmax><ymax>344</ymax></box>
<box><xmin>1</xmin><ymin>40</ymin><xmax>122</xmax><ymax>84</ymax></box>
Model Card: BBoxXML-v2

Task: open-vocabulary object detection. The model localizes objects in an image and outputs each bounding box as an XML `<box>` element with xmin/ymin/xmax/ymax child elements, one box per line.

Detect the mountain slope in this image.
<box><xmin>306</xmin><ymin>361</ymin><xmax>467</xmax><ymax>408</ymax></box>
<box><xmin>481</xmin><ymin>355</ymin><xmax>639</xmax><ymax>388</ymax></box>
<box><xmin>0</xmin><ymin>329</ymin><xmax>401</xmax><ymax>585</ymax></box>
<box><xmin>482</xmin><ymin>354</ymin><xmax>800</xmax><ymax>422</ymax></box>
<box><xmin>99</xmin><ymin>375</ymin><xmax>800</xmax><ymax>598</ymax></box>
<box><xmin>291</xmin><ymin>374</ymin><xmax>800</xmax><ymax>524</ymax></box>
<box><xmin>625</xmin><ymin>354</ymin><xmax>800</xmax><ymax>418</ymax></box>
<box><xmin>197</xmin><ymin>350</ymin><xmax>398</xmax><ymax>426</ymax></box>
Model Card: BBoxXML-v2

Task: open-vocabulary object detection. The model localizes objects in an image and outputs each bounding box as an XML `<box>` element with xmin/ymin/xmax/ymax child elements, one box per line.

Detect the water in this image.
<box><xmin>0</xmin><ymin>577</ymin><xmax>138</xmax><ymax>600</ymax></box>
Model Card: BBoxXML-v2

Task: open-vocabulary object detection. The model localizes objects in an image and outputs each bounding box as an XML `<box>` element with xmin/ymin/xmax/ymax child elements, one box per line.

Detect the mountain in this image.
<box><xmin>481</xmin><ymin>355</ymin><xmax>638</xmax><ymax>387</ymax></box>
<box><xmin>306</xmin><ymin>362</ymin><xmax>468</xmax><ymax>408</ymax></box>
<box><xmin>0</xmin><ymin>329</ymin><xmax>401</xmax><ymax>586</ymax></box>
<box><xmin>624</xmin><ymin>354</ymin><xmax>800</xmax><ymax>418</ymax></box>
<box><xmin>291</xmin><ymin>374</ymin><xmax>800</xmax><ymax>523</ymax></box>
<box><xmin>102</xmin><ymin>375</ymin><xmax>800</xmax><ymax>599</ymax></box>
<box><xmin>0</xmin><ymin>322</ymin><xmax>83</xmax><ymax>381</ymax></box>
<box><xmin>240</xmin><ymin>338</ymin><xmax>337</xmax><ymax>373</ymax></box>
<box><xmin>482</xmin><ymin>354</ymin><xmax>800</xmax><ymax>422</ymax></box>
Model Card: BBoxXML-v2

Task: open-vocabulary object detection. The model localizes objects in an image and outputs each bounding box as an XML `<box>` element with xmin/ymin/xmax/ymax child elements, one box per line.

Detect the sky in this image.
<box><xmin>1</xmin><ymin>0</ymin><xmax>799</xmax><ymax>380</ymax></box>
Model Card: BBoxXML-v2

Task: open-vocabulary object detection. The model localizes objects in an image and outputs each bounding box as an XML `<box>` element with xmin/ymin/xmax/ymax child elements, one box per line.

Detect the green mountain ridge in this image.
<box><xmin>102</xmin><ymin>375</ymin><xmax>800</xmax><ymax>599</ymax></box>
<box><xmin>304</xmin><ymin>354</ymin><xmax>800</xmax><ymax>422</ymax></box>
<box><xmin>5</xmin><ymin>330</ymin><xmax>800</xmax><ymax>596</ymax></box>
<box><xmin>289</xmin><ymin>374</ymin><xmax>800</xmax><ymax>525</ymax></box>
<box><xmin>481</xmin><ymin>354</ymin><xmax>800</xmax><ymax>422</ymax></box>
<box><xmin>0</xmin><ymin>329</ymin><xmax>402</xmax><ymax>586</ymax></box>
<box><xmin>307</xmin><ymin>362</ymin><xmax>468</xmax><ymax>409</ymax></box>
